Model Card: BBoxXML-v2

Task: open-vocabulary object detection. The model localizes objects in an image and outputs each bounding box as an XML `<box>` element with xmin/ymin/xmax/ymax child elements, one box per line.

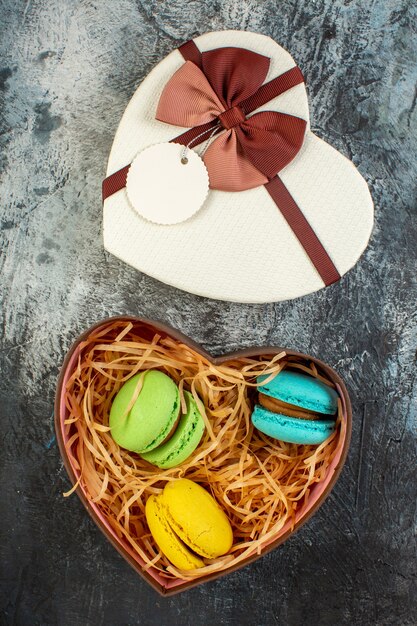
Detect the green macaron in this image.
<box><xmin>109</xmin><ymin>370</ymin><xmax>180</xmax><ymax>454</ymax></box>
<box><xmin>140</xmin><ymin>390</ymin><xmax>205</xmax><ymax>469</ymax></box>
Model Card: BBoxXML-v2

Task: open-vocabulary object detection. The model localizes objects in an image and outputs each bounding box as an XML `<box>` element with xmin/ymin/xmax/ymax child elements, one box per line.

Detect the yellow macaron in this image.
<box><xmin>145</xmin><ymin>478</ymin><xmax>233</xmax><ymax>570</ymax></box>
<box><xmin>145</xmin><ymin>494</ymin><xmax>204</xmax><ymax>570</ymax></box>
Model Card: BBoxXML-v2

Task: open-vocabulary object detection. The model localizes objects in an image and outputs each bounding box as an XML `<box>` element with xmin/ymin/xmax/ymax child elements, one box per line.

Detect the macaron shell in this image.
<box><xmin>140</xmin><ymin>390</ymin><xmax>205</xmax><ymax>469</ymax></box>
<box><xmin>252</xmin><ymin>404</ymin><xmax>335</xmax><ymax>445</ymax></box>
<box><xmin>109</xmin><ymin>370</ymin><xmax>180</xmax><ymax>453</ymax></box>
<box><xmin>145</xmin><ymin>495</ymin><xmax>204</xmax><ymax>570</ymax></box>
<box><xmin>257</xmin><ymin>369</ymin><xmax>338</xmax><ymax>415</ymax></box>
<box><xmin>162</xmin><ymin>479</ymin><xmax>233</xmax><ymax>558</ymax></box>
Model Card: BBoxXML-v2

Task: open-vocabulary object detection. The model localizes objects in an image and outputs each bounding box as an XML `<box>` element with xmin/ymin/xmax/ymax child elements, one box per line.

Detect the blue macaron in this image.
<box><xmin>252</xmin><ymin>369</ymin><xmax>339</xmax><ymax>445</ymax></box>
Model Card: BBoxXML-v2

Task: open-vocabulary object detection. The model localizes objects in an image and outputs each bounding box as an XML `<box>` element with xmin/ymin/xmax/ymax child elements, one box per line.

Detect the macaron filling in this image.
<box><xmin>258</xmin><ymin>393</ymin><xmax>324</xmax><ymax>420</ymax></box>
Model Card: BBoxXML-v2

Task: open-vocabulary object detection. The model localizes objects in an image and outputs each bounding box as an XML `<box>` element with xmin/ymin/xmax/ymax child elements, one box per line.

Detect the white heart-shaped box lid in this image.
<box><xmin>103</xmin><ymin>30</ymin><xmax>373</xmax><ymax>303</ymax></box>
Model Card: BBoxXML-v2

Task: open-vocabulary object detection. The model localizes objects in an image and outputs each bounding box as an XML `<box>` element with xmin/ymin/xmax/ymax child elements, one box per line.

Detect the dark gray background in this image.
<box><xmin>1</xmin><ymin>1</ymin><xmax>416</xmax><ymax>625</ymax></box>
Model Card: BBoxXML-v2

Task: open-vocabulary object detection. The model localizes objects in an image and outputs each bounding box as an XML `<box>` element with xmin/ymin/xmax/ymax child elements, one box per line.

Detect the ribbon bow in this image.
<box><xmin>155</xmin><ymin>47</ymin><xmax>307</xmax><ymax>191</ymax></box>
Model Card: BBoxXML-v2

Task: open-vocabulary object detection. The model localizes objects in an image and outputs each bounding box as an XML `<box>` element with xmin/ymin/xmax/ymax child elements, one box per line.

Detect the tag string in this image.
<box><xmin>181</xmin><ymin>122</ymin><xmax>221</xmax><ymax>164</ymax></box>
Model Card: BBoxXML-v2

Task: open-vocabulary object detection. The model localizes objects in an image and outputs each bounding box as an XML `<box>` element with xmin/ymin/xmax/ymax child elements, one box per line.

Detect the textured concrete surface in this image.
<box><xmin>1</xmin><ymin>1</ymin><xmax>416</xmax><ymax>625</ymax></box>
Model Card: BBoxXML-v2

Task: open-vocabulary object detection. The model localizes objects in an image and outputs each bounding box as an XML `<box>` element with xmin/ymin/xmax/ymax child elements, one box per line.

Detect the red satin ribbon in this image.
<box><xmin>265</xmin><ymin>177</ymin><xmax>341</xmax><ymax>286</ymax></box>
<box><xmin>102</xmin><ymin>39</ymin><xmax>340</xmax><ymax>286</ymax></box>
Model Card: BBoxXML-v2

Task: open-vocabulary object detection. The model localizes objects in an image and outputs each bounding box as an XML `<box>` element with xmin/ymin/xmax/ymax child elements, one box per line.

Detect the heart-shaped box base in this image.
<box><xmin>55</xmin><ymin>317</ymin><xmax>351</xmax><ymax>595</ymax></box>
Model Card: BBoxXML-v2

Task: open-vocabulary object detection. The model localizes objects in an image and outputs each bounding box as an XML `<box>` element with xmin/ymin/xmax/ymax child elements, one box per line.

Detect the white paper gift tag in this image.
<box><xmin>126</xmin><ymin>143</ymin><xmax>209</xmax><ymax>225</ymax></box>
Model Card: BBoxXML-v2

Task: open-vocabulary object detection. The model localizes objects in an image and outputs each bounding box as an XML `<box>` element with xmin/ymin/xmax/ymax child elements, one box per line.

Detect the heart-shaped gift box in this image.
<box><xmin>55</xmin><ymin>317</ymin><xmax>351</xmax><ymax>595</ymax></box>
<box><xmin>103</xmin><ymin>30</ymin><xmax>373</xmax><ymax>303</ymax></box>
